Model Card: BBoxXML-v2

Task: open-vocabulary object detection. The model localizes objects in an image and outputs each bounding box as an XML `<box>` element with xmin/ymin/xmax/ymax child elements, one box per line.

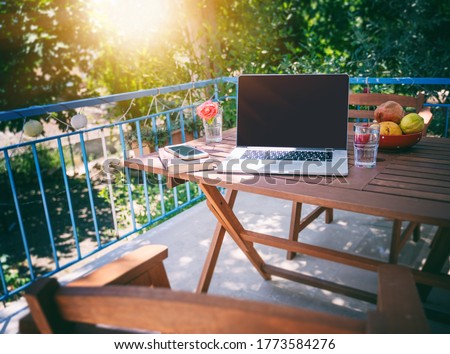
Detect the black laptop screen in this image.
<box><xmin>236</xmin><ymin>74</ymin><xmax>349</xmax><ymax>149</ymax></box>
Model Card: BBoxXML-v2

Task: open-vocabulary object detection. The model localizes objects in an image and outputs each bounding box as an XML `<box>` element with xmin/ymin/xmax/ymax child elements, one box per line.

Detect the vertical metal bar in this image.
<box><xmin>166</xmin><ymin>112</ymin><xmax>173</xmax><ymax>145</ymax></box>
<box><xmin>166</xmin><ymin>113</ymin><xmax>179</xmax><ymax>210</ymax></box>
<box><xmin>118</xmin><ymin>125</ymin><xmax>137</xmax><ymax>230</ymax></box>
<box><xmin>214</xmin><ymin>82</ymin><xmax>219</xmax><ymax>101</ymax></box>
<box><xmin>79</xmin><ymin>133</ymin><xmax>101</xmax><ymax>247</ymax></box>
<box><xmin>0</xmin><ymin>258</ymin><xmax>8</xmax><ymax>299</ymax></box>
<box><xmin>57</xmin><ymin>138</ymin><xmax>81</xmax><ymax>259</ymax></box>
<box><xmin>152</xmin><ymin>116</ymin><xmax>166</xmax><ymax>216</ymax></box>
<box><xmin>180</xmin><ymin>111</ymin><xmax>186</xmax><ymax>142</ymax></box>
<box><xmin>135</xmin><ymin>121</ymin><xmax>143</xmax><ymax>152</ymax></box>
<box><xmin>31</xmin><ymin>144</ymin><xmax>59</xmax><ymax>269</ymax></box>
<box><xmin>100</xmin><ymin>130</ymin><xmax>120</xmax><ymax>236</ymax></box>
<box><xmin>3</xmin><ymin>150</ymin><xmax>35</xmax><ymax>280</ymax></box>
<box><xmin>191</xmin><ymin>107</ymin><xmax>199</xmax><ymax>139</ymax></box>
<box><xmin>186</xmin><ymin>181</ymin><xmax>192</xmax><ymax>202</ymax></box>
<box><xmin>135</xmin><ymin>121</ymin><xmax>151</xmax><ymax>223</ymax></box>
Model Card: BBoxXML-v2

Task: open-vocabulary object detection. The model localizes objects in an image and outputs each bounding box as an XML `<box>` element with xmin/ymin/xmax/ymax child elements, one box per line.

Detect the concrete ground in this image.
<box><xmin>1</xmin><ymin>191</ymin><xmax>449</xmax><ymax>333</ymax></box>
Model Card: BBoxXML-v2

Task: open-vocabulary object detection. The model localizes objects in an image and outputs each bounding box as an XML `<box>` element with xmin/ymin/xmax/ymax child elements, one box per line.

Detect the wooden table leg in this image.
<box><xmin>196</xmin><ymin>189</ymin><xmax>238</xmax><ymax>293</ymax></box>
<box><xmin>199</xmin><ymin>184</ymin><xmax>271</xmax><ymax>282</ymax></box>
<box><xmin>389</xmin><ymin>219</ymin><xmax>402</xmax><ymax>264</ymax></box>
<box><xmin>418</xmin><ymin>226</ymin><xmax>450</xmax><ymax>300</ymax></box>
<box><xmin>287</xmin><ymin>201</ymin><xmax>302</xmax><ymax>260</ymax></box>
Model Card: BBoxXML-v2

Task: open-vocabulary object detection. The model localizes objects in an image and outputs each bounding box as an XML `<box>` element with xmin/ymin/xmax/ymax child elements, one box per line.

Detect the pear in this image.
<box><xmin>374</xmin><ymin>101</ymin><xmax>404</xmax><ymax>124</ymax></box>
<box><xmin>400</xmin><ymin>113</ymin><xmax>424</xmax><ymax>134</ymax></box>
<box><xmin>379</xmin><ymin>121</ymin><xmax>403</xmax><ymax>136</ymax></box>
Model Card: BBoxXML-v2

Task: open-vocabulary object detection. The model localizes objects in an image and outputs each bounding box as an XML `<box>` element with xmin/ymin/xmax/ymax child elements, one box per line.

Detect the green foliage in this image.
<box><xmin>0</xmin><ymin>145</ymin><xmax>61</xmax><ymax>176</ymax></box>
<box><xmin>98</xmin><ymin>173</ymin><xmax>202</xmax><ymax>230</ymax></box>
<box><xmin>1</xmin><ymin>0</ymin><xmax>449</xmax><ymax>129</ymax></box>
<box><xmin>0</xmin><ymin>0</ymin><xmax>99</xmax><ymax>131</ymax></box>
<box><xmin>349</xmin><ymin>0</ymin><xmax>450</xmax><ymax>78</ymax></box>
<box><xmin>124</xmin><ymin>125</ymin><xmax>170</xmax><ymax>150</ymax></box>
<box><xmin>0</xmin><ymin>254</ymin><xmax>30</xmax><ymax>300</ymax></box>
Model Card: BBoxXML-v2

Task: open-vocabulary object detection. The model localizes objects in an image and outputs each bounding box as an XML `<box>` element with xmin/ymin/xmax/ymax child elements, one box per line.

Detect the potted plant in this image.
<box><xmin>126</xmin><ymin>126</ymin><xmax>169</xmax><ymax>157</ymax></box>
<box><xmin>184</xmin><ymin>117</ymin><xmax>204</xmax><ymax>138</ymax></box>
<box><xmin>169</xmin><ymin>117</ymin><xmax>203</xmax><ymax>145</ymax></box>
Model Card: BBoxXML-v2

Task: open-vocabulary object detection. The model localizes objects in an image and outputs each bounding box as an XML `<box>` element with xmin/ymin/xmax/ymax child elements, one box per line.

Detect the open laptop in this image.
<box><xmin>217</xmin><ymin>74</ymin><xmax>349</xmax><ymax>176</ymax></box>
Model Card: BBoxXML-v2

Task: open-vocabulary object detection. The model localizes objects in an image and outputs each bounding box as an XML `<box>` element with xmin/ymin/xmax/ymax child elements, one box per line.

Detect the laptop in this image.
<box><xmin>217</xmin><ymin>74</ymin><xmax>349</xmax><ymax>176</ymax></box>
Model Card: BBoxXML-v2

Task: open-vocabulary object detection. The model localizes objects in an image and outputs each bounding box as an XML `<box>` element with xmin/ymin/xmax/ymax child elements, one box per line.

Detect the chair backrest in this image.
<box><xmin>349</xmin><ymin>93</ymin><xmax>432</xmax><ymax>134</ymax></box>
<box><xmin>23</xmin><ymin>265</ymin><xmax>429</xmax><ymax>334</ymax></box>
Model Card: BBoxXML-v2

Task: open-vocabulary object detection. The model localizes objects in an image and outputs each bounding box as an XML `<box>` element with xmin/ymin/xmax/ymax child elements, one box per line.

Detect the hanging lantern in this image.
<box><xmin>71</xmin><ymin>114</ymin><xmax>88</xmax><ymax>130</ymax></box>
<box><xmin>23</xmin><ymin>120</ymin><xmax>43</xmax><ymax>137</ymax></box>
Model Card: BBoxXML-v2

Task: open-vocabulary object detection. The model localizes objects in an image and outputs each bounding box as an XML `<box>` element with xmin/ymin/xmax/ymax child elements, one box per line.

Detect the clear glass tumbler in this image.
<box><xmin>353</xmin><ymin>123</ymin><xmax>380</xmax><ymax>168</ymax></box>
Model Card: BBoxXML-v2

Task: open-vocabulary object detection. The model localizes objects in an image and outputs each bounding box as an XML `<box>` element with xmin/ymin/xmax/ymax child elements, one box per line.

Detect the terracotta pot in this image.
<box><xmin>129</xmin><ymin>141</ymin><xmax>152</xmax><ymax>157</ymax></box>
<box><xmin>171</xmin><ymin>129</ymin><xmax>195</xmax><ymax>145</ymax></box>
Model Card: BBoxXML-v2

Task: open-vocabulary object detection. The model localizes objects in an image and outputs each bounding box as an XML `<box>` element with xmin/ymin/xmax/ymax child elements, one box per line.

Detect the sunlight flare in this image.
<box><xmin>87</xmin><ymin>0</ymin><xmax>173</xmax><ymax>45</ymax></box>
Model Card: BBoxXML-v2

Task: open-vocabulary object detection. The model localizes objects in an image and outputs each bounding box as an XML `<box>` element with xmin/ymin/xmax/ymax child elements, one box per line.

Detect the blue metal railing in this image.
<box><xmin>0</xmin><ymin>77</ymin><xmax>237</xmax><ymax>302</ymax></box>
<box><xmin>0</xmin><ymin>76</ymin><xmax>449</xmax><ymax>302</ymax></box>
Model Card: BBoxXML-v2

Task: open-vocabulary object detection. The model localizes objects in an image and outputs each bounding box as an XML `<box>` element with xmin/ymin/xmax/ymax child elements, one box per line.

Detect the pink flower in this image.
<box><xmin>196</xmin><ymin>100</ymin><xmax>219</xmax><ymax>122</ymax></box>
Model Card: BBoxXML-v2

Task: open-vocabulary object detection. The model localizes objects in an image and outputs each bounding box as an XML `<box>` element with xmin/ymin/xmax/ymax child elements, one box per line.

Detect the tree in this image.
<box><xmin>1</xmin><ymin>0</ymin><xmax>449</xmax><ymax>131</ymax></box>
<box><xmin>348</xmin><ymin>0</ymin><xmax>450</xmax><ymax>77</ymax></box>
<box><xmin>0</xmin><ymin>0</ymin><xmax>97</xmax><ymax>130</ymax></box>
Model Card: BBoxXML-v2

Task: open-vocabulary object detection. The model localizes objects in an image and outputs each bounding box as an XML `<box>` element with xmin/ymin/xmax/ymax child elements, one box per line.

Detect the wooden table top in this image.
<box><xmin>125</xmin><ymin>128</ymin><xmax>450</xmax><ymax>228</ymax></box>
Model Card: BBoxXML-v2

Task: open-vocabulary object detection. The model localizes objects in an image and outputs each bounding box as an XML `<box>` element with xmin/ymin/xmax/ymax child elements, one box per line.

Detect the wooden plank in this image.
<box><xmin>348</xmin><ymin>109</ymin><xmax>374</xmax><ymax>119</ymax></box>
<box><xmin>349</xmin><ymin>93</ymin><xmax>421</xmax><ymax>107</ymax></box>
<box><xmin>287</xmin><ymin>202</ymin><xmax>302</xmax><ymax>260</ymax></box>
<box><xmin>189</xmin><ymin>169</ymin><xmax>450</xmax><ymax>226</ymax></box>
<box><xmin>377</xmin><ymin>168</ymin><xmax>450</xmax><ymax>186</ymax></box>
<box><xmin>197</xmin><ymin>189</ymin><xmax>238</xmax><ymax>293</ymax></box>
<box><xmin>400</xmin><ymin>150</ymin><xmax>450</xmax><ymax>159</ymax></box>
<box><xmin>418</xmin><ymin>227</ymin><xmax>450</xmax><ymax>299</ymax></box>
<box><xmin>364</xmin><ymin>184</ymin><xmax>450</xmax><ymax>203</ymax></box>
<box><xmin>395</xmin><ymin>156</ymin><xmax>450</xmax><ymax>165</ymax></box>
<box><xmin>369</xmin><ymin>179</ymin><xmax>450</xmax><ymax>196</ymax></box>
<box><xmin>389</xmin><ymin>220</ymin><xmax>402</xmax><ymax>264</ymax></box>
<box><xmin>297</xmin><ymin>206</ymin><xmax>328</xmax><ymax>232</ymax></box>
<box><xmin>375</xmin><ymin>265</ymin><xmax>430</xmax><ymax>333</ymax></box>
<box><xmin>199</xmin><ymin>184</ymin><xmax>271</xmax><ymax>280</ymax></box>
<box><xmin>398</xmin><ymin>222</ymin><xmax>420</xmax><ymax>251</ymax></box>
<box><xmin>69</xmin><ymin>245</ymin><xmax>169</xmax><ymax>287</ymax></box>
<box><xmin>386</xmin><ymin>163</ymin><xmax>450</xmax><ymax>179</ymax></box>
<box><xmin>54</xmin><ymin>285</ymin><xmax>366</xmax><ymax>334</ymax></box>
<box><xmin>393</xmin><ymin>159</ymin><xmax>450</xmax><ymax>170</ymax></box>
<box><xmin>376</xmin><ymin>173</ymin><xmax>450</xmax><ymax>188</ymax></box>
<box><xmin>24</xmin><ymin>278</ymin><xmax>69</xmax><ymax>334</ymax></box>
<box><xmin>263</xmin><ymin>264</ymin><xmax>377</xmax><ymax>304</ymax></box>
<box><xmin>242</xmin><ymin>230</ymin><xmax>382</xmax><ymax>271</ymax></box>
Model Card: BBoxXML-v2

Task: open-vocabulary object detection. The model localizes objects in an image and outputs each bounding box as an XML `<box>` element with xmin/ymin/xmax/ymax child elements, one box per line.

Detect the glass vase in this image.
<box><xmin>203</xmin><ymin>110</ymin><xmax>222</xmax><ymax>143</ymax></box>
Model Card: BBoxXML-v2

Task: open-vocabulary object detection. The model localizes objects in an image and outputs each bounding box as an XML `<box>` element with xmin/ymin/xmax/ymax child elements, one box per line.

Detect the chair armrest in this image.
<box><xmin>19</xmin><ymin>244</ymin><xmax>170</xmax><ymax>333</ymax></box>
<box><xmin>69</xmin><ymin>245</ymin><xmax>170</xmax><ymax>288</ymax></box>
<box><xmin>367</xmin><ymin>264</ymin><xmax>429</xmax><ymax>333</ymax></box>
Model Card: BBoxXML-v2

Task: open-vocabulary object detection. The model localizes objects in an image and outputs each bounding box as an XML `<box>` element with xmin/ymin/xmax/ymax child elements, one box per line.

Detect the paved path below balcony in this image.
<box><xmin>1</xmin><ymin>191</ymin><xmax>449</xmax><ymax>333</ymax></box>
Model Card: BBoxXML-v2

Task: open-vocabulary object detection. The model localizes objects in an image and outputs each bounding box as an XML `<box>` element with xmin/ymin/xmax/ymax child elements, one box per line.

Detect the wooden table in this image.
<box><xmin>125</xmin><ymin>128</ymin><xmax>450</xmax><ymax>303</ymax></box>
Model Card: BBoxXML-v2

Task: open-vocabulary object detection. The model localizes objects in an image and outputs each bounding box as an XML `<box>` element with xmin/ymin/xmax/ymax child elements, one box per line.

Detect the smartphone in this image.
<box><xmin>164</xmin><ymin>144</ymin><xmax>209</xmax><ymax>160</ymax></box>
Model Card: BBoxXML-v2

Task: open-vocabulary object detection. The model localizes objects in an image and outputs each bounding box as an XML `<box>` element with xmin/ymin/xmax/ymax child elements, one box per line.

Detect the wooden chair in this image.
<box><xmin>22</xmin><ymin>264</ymin><xmax>429</xmax><ymax>333</ymax></box>
<box><xmin>19</xmin><ymin>244</ymin><xmax>170</xmax><ymax>333</ymax></box>
<box><xmin>287</xmin><ymin>93</ymin><xmax>433</xmax><ymax>262</ymax></box>
<box><xmin>348</xmin><ymin>92</ymin><xmax>433</xmax><ymax>134</ymax></box>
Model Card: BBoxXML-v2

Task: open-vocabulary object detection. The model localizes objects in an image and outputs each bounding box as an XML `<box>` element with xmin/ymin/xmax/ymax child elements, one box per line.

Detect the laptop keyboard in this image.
<box><xmin>241</xmin><ymin>150</ymin><xmax>333</xmax><ymax>162</ymax></box>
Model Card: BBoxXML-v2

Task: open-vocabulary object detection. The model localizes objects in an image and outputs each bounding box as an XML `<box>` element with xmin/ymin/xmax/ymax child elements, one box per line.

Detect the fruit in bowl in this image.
<box><xmin>379</xmin><ymin>121</ymin><xmax>403</xmax><ymax>136</ymax></box>
<box><xmin>374</xmin><ymin>101</ymin><xmax>404</xmax><ymax>124</ymax></box>
<box><xmin>376</xmin><ymin>106</ymin><xmax>425</xmax><ymax>150</ymax></box>
<box><xmin>400</xmin><ymin>113</ymin><xmax>425</xmax><ymax>134</ymax></box>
